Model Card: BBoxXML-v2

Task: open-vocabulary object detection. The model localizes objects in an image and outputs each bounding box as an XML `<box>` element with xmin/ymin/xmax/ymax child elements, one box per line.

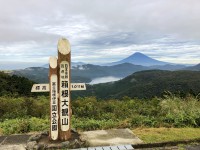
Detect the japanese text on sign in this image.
<box><xmin>60</xmin><ymin>61</ymin><xmax>70</xmax><ymax>131</ymax></box>
<box><xmin>31</xmin><ymin>84</ymin><xmax>49</xmax><ymax>92</ymax></box>
<box><xmin>50</xmin><ymin>75</ymin><xmax>58</xmax><ymax>140</ymax></box>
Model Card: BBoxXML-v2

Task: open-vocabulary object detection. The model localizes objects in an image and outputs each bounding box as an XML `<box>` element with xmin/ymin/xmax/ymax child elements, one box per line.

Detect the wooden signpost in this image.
<box><xmin>31</xmin><ymin>38</ymin><xmax>86</xmax><ymax>141</ymax></box>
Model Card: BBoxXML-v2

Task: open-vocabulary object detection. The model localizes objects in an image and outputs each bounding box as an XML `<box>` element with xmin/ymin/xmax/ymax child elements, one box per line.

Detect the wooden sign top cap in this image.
<box><xmin>49</xmin><ymin>56</ymin><xmax>57</xmax><ymax>69</ymax></box>
<box><xmin>58</xmin><ymin>38</ymin><xmax>71</xmax><ymax>55</ymax></box>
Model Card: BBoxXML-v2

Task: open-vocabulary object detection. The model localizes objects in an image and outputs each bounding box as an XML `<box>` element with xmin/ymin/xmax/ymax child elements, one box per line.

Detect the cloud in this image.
<box><xmin>0</xmin><ymin>0</ymin><xmax>200</xmax><ymax>69</ymax></box>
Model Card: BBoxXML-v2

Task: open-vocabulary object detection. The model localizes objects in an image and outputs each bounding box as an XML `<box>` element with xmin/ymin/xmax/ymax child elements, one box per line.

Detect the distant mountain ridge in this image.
<box><xmin>12</xmin><ymin>63</ymin><xmax>149</xmax><ymax>83</ymax></box>
<box><xmin>73</xmin><ymin>70</ymin><xmax>200</xmax><ymax>99</ymax></box>
<box><xmin>7</xmin><ymin>52</ymin><xmax>199</xmax><ymax>85</ymax></box>
<box><xmin>11</xmin><ymin>62</ymin><xmax>199</xmax><ymax>84</ymax></box>
<box><xmin>106</xmin><ymin>52</ymin><xmax>169</xmax><ymax>66</ymax></box>
<box><xmin>149</xmin><ymin>64</ymin><xmax>186</xmax><ymax>70</ymax></box>
<box><xmin>183</xmin><ymin>63</ymin><xmax>200</xmax><ymax>71</ymax></box>
<box><xmin>72</xmin><ymin>63</ymin><xmax>148</xmax><ymax>79</ymax></box>
<box><xmin>42</xmin><ymin>62</ymin><xmax>85</xmax><ymax>68</ymax></box>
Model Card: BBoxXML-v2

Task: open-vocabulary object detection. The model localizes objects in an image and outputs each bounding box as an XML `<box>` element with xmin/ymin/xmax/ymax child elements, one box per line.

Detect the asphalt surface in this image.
<box><xmin>0</xmin><ymin>134</ymin><xmax>30</xmax><ymax>150</ymax></box>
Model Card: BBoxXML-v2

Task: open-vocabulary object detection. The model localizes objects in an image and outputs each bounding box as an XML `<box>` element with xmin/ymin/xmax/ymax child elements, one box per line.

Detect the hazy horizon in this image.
<box><xmin>0</xmin><ymin>51</ymin><xmax>198</xmax><ymax>70</ymax></box>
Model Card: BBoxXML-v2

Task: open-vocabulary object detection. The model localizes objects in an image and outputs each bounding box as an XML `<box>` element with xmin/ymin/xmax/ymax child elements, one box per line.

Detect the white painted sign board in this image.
<box><xmin>31</xmin><ymin>83</ymin><xmax>86</xmax><ymax>92</ymax></box>
<box><xmin>60</xmin><ymin>61</ymin><xmax>70</xmax><ymax>131</ymax></box>
<box><xmin>71</xmin><ymin>83</ymin><xmax>86</xmax><ymax>90</ymax></box>
<box><xmin>31</xmin><ymin>84</ymin><xmax>49</xmax><ymax>92</ymax></box>
<box><xmin>50</xmin><ymin>75</ymin><xmax>58</xmax><ymax>140</ymax></box>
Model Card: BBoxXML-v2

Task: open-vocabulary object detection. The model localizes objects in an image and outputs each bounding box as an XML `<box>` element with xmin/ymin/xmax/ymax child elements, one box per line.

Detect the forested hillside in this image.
<box><xmin>12</xmin><ymin>67</ymin><xmax>91</xmax><ymax>83</ymax></box>
<box><xmin>72</xmin><ymin>63</ymin><xmax>148</xmax><ymax>79</ymax></box>
<box><xmin>0</xmin><ymin>72</ymin><xmax>38</xmax><ymax>96</ymax></box>
<box><xmin>12</xmin><ymin>67</ymin><xmax>49</xmax><ymax>83</ymax></box>
<box><xmin>73</xmin><ymin>70</ymin><xmax>200</xmax><ymax>99</ymax></box>
<box><xmin>1</xmin><ymin>70</ymin><xmax>200</xmax><ymax>99</ymax></box>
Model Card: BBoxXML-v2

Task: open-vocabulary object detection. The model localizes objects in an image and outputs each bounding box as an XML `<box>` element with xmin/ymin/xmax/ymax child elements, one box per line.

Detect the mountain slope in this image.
<box><xmin>149</xmin><ymin>64</ymin><xmax>186</xmax><ymax>70</ymax></box>
<box><xmin>107</xmin><ymin>52</ymin><xmax>168</xmax><ymax>66</ymax></box>
<box><xmin>42</xmin><ymin>62</ymin><xmax>86</xmax><ymax>68</ymax></box>
<box><xmin>0</xmin><ymin>71</ymin><xmax>35</xmax><ymax>96</ymax></box>
<box><xmin>72</xmin><ymin>63</ymin><xmax>149</xmax><ymax>79</ymax></box>
<box><xmin>183</xmin><ymin>63</ymin><xmax>200</xmax><ymax>71</ymax></box>
<box><xmin>12</xmin><ymin>67</ymin><xmax>49</xmax><ymax>83</ymax></box>
<box><xmin>12</xmin><ymin>63</ymin><xmax>149</xmax><ymax>83</ymax></box>
<box><xmin>73</xmin><ymin>70</ymin><xmax>200</xmax><ymax>99</ymax></box>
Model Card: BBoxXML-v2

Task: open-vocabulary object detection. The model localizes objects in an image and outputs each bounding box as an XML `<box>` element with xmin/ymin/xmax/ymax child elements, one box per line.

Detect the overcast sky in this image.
<box><xmin>0</xmin><ymin>0</ymin><xmax>200</xmax><ymax>69</ymax></box>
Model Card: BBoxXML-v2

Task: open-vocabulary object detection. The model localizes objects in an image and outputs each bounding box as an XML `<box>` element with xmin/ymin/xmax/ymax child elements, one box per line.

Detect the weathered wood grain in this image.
<box><xmin>49</xmin><ymin>56</ymin><xmax>59</xmax><ymax>140</ymax></box>
<box><xmin>57</xmin><ymin>38</ymin><xmax>72</xmax><ymax>140</ymax></box>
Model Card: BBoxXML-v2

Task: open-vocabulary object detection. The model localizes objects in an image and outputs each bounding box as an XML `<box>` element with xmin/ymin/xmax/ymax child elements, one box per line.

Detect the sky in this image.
<box><xmin>0</xmin><ymin>0</ymin><xmax>200</xmax><ymax>70</ymax></box>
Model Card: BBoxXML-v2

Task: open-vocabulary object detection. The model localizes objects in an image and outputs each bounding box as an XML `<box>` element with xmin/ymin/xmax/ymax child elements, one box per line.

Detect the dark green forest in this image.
<box><xmin>0</xmin><ymin>72</ymin><xmax>35</xmax><ymax>96</ymax></box>
<box><xmin>0</xmin><ymin>72</ymin><xmax>46</xmax><ymax>97</ymax></box>
<box><xmin>73</xmin><ymin>70</ymin><xmax>200</xmax><ymax>99</ymax></box>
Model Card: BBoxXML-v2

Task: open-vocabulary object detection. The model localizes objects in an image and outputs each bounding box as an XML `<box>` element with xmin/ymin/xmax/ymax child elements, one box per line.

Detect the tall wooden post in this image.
<box><xmin>49</xmin><ymin>57</ymin><xmax>59</xmax><ymax>140</ymax></box>
<box><xmin>57</xmin><ymin>38</ymin><xmax>72</xmax><ymax>140</ymax></box>
<box><xmin>31</xmin><ymin>38</ymin><xmax>86</xmax><ymax>141</ymax></box>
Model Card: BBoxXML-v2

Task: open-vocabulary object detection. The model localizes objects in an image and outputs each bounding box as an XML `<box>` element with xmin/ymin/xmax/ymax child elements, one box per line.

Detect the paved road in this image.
<box><xmin>0</xmin><ymin>134</ymin><xmax>30</xmax><ymax>150</ymax></box>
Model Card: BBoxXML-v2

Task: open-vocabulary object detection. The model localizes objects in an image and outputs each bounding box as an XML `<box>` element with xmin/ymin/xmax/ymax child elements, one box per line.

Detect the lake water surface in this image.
<box><xmin>89</xmin><ymin>76</ymin><xmax>121</xmax><ymax>84</ymax></box>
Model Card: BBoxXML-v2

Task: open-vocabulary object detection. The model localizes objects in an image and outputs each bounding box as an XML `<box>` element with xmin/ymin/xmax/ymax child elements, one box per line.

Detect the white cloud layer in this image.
<box><xmin>0</xmin><ymin>0</ymin><xmax>200</xmax><ymax>69</ymax></box>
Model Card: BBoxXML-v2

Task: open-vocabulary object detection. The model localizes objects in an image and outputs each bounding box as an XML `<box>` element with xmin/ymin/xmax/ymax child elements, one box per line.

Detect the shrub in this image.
<box><xmin>72</xmin><ymin>117</ymin><xmax>118</xmax><ymax>131</ymax></box>
<box><xmin>0</xmin><ymin>118</ymin><xmax>30</xmax><ymax>135</ymax></box>
<box><xmin>0</xmin><ymin>95</ymin><xmax>200</xmax><ymax>135</ymax></box>
<box><xmin>29</xmin><ymin>117</ymin><xmax>49</xmax><ymax>131</ymax></box>
<box><xmin>0</xmin><ymin>117</ymin><xmax>49</xmax><ymax>135</ymax></box>
<box><xmin>160</xmin><ymin>95</ymin><xmax>200</xmax><ymax>127</ymax></box>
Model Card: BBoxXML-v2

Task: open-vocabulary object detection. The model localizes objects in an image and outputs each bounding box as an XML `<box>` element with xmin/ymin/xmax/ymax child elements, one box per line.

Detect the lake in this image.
<box><xmin>89</xmin><ymin>76</ymin><xmax>121</xmax><ymax>84</ymax></box>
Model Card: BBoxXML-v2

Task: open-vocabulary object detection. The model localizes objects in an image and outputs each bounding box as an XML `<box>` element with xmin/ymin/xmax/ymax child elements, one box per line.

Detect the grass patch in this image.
<box><xmin>133</xmin><ymin>127</ymin><xmax>200</xmax><ymax>143</ymax></box>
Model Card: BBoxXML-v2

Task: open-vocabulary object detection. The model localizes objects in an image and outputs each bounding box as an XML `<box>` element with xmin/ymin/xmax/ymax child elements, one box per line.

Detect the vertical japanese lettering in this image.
<box><xmin>60</xmin><ymin>61</ymin><xmax>70</xmax><ymax>131</ymax></box>
<box><xmin>50</xmin><ymin>75</ymin><xmax>58</xmax><ymax>140</ymax></box>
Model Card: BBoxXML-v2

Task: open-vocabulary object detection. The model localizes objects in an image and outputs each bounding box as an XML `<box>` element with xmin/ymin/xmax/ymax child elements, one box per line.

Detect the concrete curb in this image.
<box><xmin>132</xmin><ymin>138</ymin><xmax>200</xmax><ymax>149</ymax></box>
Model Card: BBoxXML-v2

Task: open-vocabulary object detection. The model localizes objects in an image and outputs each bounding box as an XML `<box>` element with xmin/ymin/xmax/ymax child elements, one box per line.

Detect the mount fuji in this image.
<box><xmin>106</xmin><ymin>52</ymin><xmax>168</xmax><ymax>66</ymax></box>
